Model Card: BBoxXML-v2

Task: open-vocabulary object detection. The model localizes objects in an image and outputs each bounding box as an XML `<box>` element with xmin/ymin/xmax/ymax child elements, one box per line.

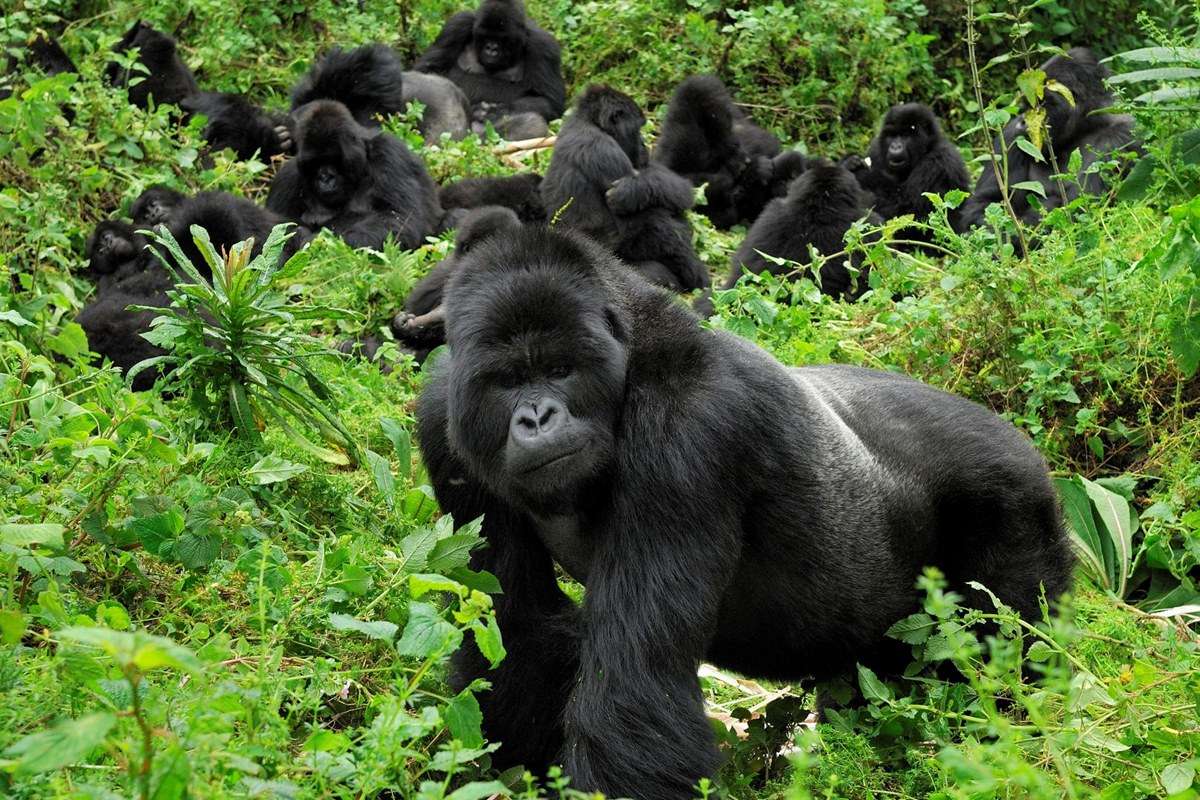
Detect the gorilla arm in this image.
<box><xmin>606</xmin><ymin>164</ymin><xmax>696</xmax><ymax>216</ymax></box>
<box><xmin>562</xmin><ymin>398</ymin><xmax>738</xmax><ymax>799</ymax></box>
<box><xmin>508</xmin><ymin>26</ymin><xmax>566</xmax><ymax>122</ymax></box>
<box><xmin>415</xmin><ymin>374</ymin><xmax>579</xmax><ymax>773</ymax></box>
<box><xmin>413</xmin><ymin>12</ymin><xmax>478</xmax><ymax>75</ymax></box>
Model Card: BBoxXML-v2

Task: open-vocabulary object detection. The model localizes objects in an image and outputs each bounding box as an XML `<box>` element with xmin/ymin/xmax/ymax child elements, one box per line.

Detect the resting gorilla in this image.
<box><xmin>724</xmin><ymin>162</ymin><xmax>881</xmax><ymax>299</ymax></box>
<box><xmin>843</xmin><ymin>103</ymin><xmax>969</xmax><ymax>245</ymax></box>
<box><xmin>414</xmin><ymin>0</ymin><xmax>565</xmax><ymax>140</ymax></box>
<box><xmin>439</xmin><ymin>173</ymin><xmax>545</xmax><ymax>227</ymax></box>
<box><xmin>957</xmin><ymin>47</ymin><xmax>1139</xmax><ymax>231</ymax></box>
<box><xmin>655</xmin><ymin>74</ymin><xmax>807</xmax><ymax>228</ymax></box>
<box><xmin>541</xmin><ymin>85</ymin><xmax>709</xmax><ymax>291</ymax></box>
<box><xmin>104</xmin><ymin>21</ymin><xmax>198</xmax><ymax>108</ymax></box>
<box><xmin>131</xmin><ymin>185</ymin><xmax>186</xmax><ymax>229</ymax></box>
<box><xmin>290</xmin><ymin>44</ymin><xmax>407</xmax><ymax>126</ymax></box>
<box><xmin>77</xmin><ymin>275</ymin><xmax>172</xmax><ymax>392</ymax></box>
<box><xmin>267</xmin><ymin>100</ymin><xmax>441</xmax><ymax>250</ymax></box>
<box><xmin>391</xmin><ymin>206</ymin><xmax>522</xmax><ymax>359</ymax></box>
<box><xmin>415</xmin><ymin>225</ymin><xmax>1074</xmax><ymax>799</ymax></box>
<box><xmin>182</xmin><ymin>92</ymin><xmax>293</xmax><ymax>160</ymax></box>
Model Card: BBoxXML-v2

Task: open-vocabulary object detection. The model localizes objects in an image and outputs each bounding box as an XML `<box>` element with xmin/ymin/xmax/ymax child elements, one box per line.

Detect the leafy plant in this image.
<box><xmin>1056</xmin><ymin>474</ymin><xmax>1137</xmax><ymax>597</ymax></box>
<box><xmin>133</xmin><ymin>224</ymin><xmax>360</xmax><ymax>464</ymax></box>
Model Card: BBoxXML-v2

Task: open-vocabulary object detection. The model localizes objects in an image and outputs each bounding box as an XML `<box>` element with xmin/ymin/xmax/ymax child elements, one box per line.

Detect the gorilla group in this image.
<box><xmin>417</xmin><ymin>224</ymin><xmax>1074</xmax><ymax>800</ymax></box>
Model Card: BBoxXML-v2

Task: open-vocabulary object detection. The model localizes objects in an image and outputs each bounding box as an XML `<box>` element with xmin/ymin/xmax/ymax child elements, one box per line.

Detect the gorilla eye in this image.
<box><xmin>547</xmin><ymin>364</ymin><xmax>572</xmax><ymax>379</ymax></box>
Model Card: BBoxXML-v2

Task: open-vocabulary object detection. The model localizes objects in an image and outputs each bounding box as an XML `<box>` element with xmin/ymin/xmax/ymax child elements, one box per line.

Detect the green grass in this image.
<box><xmin>2</xmin><ymin>0</ymin><xmax>1200</xmax><ymax>798</ymax></box>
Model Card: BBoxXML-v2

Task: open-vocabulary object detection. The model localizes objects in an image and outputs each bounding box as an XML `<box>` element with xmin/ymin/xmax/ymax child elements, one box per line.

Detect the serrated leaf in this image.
<box><xmin>173</xmin><ymin>532</ymin><xmax>221</xmax><ymax>570</ymax></box>
<box><xmin>1013</xmin><ymin>180</ymin><xmax>1048</xmax><ymax>197</ymax></box>
<box><xmin>364</xmin><ymin>448</ymin><xmax>395</xmax><ymax>505</ymax></box>
<box><xmin>472</xmin><ymin>616</ymin><xmax>505</xmax><ymax>668</ymax></box>
<box><xmin>1161</xmin><ymin>763</ymin><xmax>1196</xmax><ymax>795</ymax></box>
<box><xmin>410</xmin><ymin>573</ymin><xmax>466</xmax><ymax>598</ymax></box>
<box><xmin>379</xmin><ymin>417</ymin><xmax>411</xmax><ymax>475</ymax></box>
<box><xmin>395</xmin><ymin>602</ymin><xmax>462</xmax><ymax>659</ymax></box>
<box><xmin>444</xmin><ymin>690</ymin><xmax>484</xmax><ymax>748</ymax></box>
<box><xmin>856</xmin><ymin>664</ymin><xmax>892</xmax><ymax>703</ymax></box>
<box><xmin>427</xmin><ymin>535</ymin><xmax>481</xmax><ymax>573</ymax></box>
<box><xmin>3</xmin><ymin>712</ymin><xmax>117</xmax><ymax>775</ymax></box>
<box><xmin>447</xmin><ymin>781</ymin><xmax>510</xmax><ymax>800</ymax></box>
<box><xmin>885</xmin><ymin>612</ymin><xmax>936</xmax><ymax>644</ymax></box>
<box><xmin>0</xmin><ymin>523</ymin><xmax>65</xmax><ymax>549</ymax></box>
<box><xmin>328</xmin><ymin>613</ymin><xmax>398</xmax><ymax>642</ymax></box>
<box><xmin>1026</xmin><ymin>640</ymin><xmax>1055</xmax><ymax>662</ymax></box>
<box><xmin>58</xmin><ymin>628</ymin><xmax>203</xmax><ymax>675</ymax></box>
<box><xmin>246</xmin><ymin>454</ymin><xmax>308</xmax><ymax>485</ymax></box>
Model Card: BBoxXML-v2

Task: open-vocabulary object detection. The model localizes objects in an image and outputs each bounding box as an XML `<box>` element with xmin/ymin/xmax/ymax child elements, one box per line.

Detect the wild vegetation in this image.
<box><xmin>1</xmin><ymin>0</ymin><xmax>1199</xmax><ymax>798</ymax></box>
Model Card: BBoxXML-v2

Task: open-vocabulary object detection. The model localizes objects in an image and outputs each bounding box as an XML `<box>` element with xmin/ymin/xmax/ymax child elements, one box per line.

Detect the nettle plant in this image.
<box><xmin>133</xmin><ymin>224</ymin><xmax>359</xmax><ymax>465</ymax></box>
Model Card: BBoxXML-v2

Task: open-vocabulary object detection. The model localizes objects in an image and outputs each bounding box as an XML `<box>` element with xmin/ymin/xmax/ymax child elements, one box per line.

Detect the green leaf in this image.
<box><xmin>1026</xmin><ymin>640</ymin><xmax>1056</xmax><ymax>662</ymax></box>
<box><xmin>1055</xmin><ymin>476</ymin><xmax>1110</xmax><ymax>590</ymax></box>
<box><xmin>1015</xmin><ymin>137</ymin><xmax>1046</xmax><ymax>163</ymax></box>
<box><xmin>0</xmin><ymin>309</ymin><xmax>33</xmax><ymax>326</ymax></box>
<box><xmin>885</xmin><ymin>612</ymin><xmax>936</xmax><ymax>644</ymax></box>
<box><xmin>1161</xmin><ymin>762</ymin><xmax>1196</xmax><ymax>795</ymax></box>
<box><xmin>1114</xmin><ymin>46</ymin><xmax>1200</xmax><ymax>64</ymax></box>
<box><xmin>427</xmin><ymin>535</ymin><xmax>482</xmax><ymax>573</ymax></box>
<box><xmin>1117</xmin><ymin>155</ymin><xmax>1158</xmax><ymax>202</ymax></box>
<box><xmin>246</xmin><ymin>454</ymin><xmax>308</xmax><ymax>485</ymax></box>
<box><xmin>3</xmin><ymin>712</ymin><xmax>117</xmax><ymax>775</ymax></box>
<box><xmin>1108</xmin><ymin>66</ymin><xmax>1200</xmax><ymax>83</ymax></box>
<box><xmin>173</xmin><ymin>532</ymin><xmax>221</xmax><ymax>570</ymax></box>
<box><xmin>856</xmin><ymin>664</ymin><xmax>892</xmax><ymax>703</ymax></box>
<box><xmin>1013</xmin><ymin>180</ymin><xmax>1048</xmax><ymax>197</ymax></box>
<box><xmin>410</xmin><ymin>573</ymin><xmax>466</xmax><ymax>598</ymax></box>
<box><xmin>364</xmin><ymin>448</ymin><xmax>395</xmax><ymax>505</ymax></box>
<box><xmin>1015</xmin><ymin>68</ymin><xmax>1046</xmax><ymax>105</ymax></box>
<box><xmin>468</xmin><ymin>618</ymin><xmax>506</xmax><ymax>669</ymax></box>
<box><xmin>0</xmin><ymin>523</ymin><xmax>65</xmax><ymax>549</ymax></box>
<box><xmin>328</xmin><ymin>613</ymin><xmax>398</xmax><ymax>642</ymax></box>
<box><xmin>447</xmin><ymin>781</ymin><xmax>510</xmax><ymax>800</ymax></box>
<box><xmin>444</xmin><ymin>690</ymin><xmax>484</xmax><ymax>748</ymax></box>
<box><xmin>58</xmin><ymin>628</ymin><xmax>203</xmax><ymax>675</ymax></box>
<box><xmin>396</xmin><ymin>602</ymin><xmax>462</xmax><ymax>659</ymax></box>
<box><xmin>379</xmin><ymin>417</ymin><xmax>411</xmax><ymax>474</ymax></box>
<box><xmin>0</xmin><ymin>609</ymin><xmax>27</xmax><ymax>645</ymax></box>
<box><xmin>1082</xmin><ymin>477</ymin><xmax>1136</xmax><ymax>597</ymax></box>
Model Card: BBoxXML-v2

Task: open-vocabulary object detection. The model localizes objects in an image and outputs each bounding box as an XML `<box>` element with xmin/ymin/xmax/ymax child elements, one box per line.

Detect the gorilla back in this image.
<box><xmin>416</xmin><ymin>226</ymin><xmax>1073</xmax><ymax>800</ymax></box>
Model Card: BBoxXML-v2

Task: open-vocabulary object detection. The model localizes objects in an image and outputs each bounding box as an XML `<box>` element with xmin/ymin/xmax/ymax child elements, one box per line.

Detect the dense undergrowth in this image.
<box><xmin>2</xmin><ymin>0</ymin><xmax>1200</xmax><ymax>798</ymax></box>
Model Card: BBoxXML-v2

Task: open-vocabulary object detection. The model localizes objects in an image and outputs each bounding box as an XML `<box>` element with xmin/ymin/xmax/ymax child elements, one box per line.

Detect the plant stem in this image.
<box><xmin>128</xmin><ymin>670</ymin><xmax>153</xmax><ymax>800</ymax></box>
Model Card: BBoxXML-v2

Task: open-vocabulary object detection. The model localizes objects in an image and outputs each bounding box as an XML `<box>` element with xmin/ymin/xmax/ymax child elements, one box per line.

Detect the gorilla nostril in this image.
<box><xmin>538</xmin><ymin>406</ymin><xmax>556</xmax><ymax>427</ymax></box>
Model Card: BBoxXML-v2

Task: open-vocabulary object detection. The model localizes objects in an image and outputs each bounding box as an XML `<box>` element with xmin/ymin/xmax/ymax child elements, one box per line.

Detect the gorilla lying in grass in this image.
<box><xmin>416</xmin><ymin>226</ymin><xmax>1074</xmax><ymax>799</ymax></box>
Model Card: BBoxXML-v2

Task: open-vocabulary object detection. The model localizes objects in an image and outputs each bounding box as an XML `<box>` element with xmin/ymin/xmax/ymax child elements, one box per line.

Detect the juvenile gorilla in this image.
<box><xmin>416</xmin><ymin>225</ymin><xmax>1073</xmax><ymax>799</ymax></box>
<box><xmin>725</xmin><ymin>162</ymin><xmax>881</xmax><ymax>299</ymax></box>
<box><xmin>104</xmin><ymin>21</ymin><xmax>198</xmax><ymax>108</ymax></box>
<box><xmin>131</xmin><ymin>185</ymin><xmax>186</xmax><ymax>228</ymax></box>
<box><xmin>541</xmin><ymin>85</ymin><xmax>708</xmax><ymax>291</ymax></box>
<box><xmin>392</xmin><ymin>205</ymin><xmax>523</xmax><ymax>359</ymax></box>
<box><xmin>267</xmin><ymin>100</ymin><xmax>441</xmax><ymax>250</ymax></box>
<box><xmin>843</xmin><ymin>103</ymin><xmax>969</xmax><ymax>244</ymax></box>
<box><xmin>415</xmin><ymin>0</ymin><xmax>565</xmax><ymax>140</ymax></box>
<box><xmin>290</xmin><ymin>44</ymin><xmax>408</xmax><ymax>126</ymax></box>
<box><xmin>655</xmin><ymin>74</ymin><xmax>805</xmax><ymax>228</ymax></box>
<box><xmin>182</xmin><ymin>92</ymin><xmax>294</xmax><ymax>160</ymax></box>
<box><xmin>958</xmin><ymin>47</ymin><xmax>1138</xmax><ymax>231</ymax></box>
<box><xmin>439</xmin><ymin>173</ymin><xmax>545</xmax><ymax>227</ymax></box>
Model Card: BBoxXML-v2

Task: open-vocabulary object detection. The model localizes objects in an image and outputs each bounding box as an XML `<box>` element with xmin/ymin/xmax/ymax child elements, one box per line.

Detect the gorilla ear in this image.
<box><xmin>604</xmin><ymin>305</ymin><xmax>627</xmax><ymax>343</ymax></box>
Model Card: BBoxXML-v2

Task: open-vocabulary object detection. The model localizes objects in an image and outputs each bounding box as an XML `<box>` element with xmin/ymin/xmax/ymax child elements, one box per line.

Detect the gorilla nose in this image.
<box><xmin>888</xmin><ymin>141</ymin><xmax>905</xmax><ymax>157</ymax></box>
<box><xmin>511</xmin><ymin>398</ymin><xmax>564</xmax><ymax>443</ymax></box>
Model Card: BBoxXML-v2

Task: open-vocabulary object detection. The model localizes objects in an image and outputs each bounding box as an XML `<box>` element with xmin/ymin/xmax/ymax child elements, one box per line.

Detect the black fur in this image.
<box><xmin>541</xmin><ymin>85</ymin><xmax>708</xmax><ymax>291</ymax></box>
<box><xmin>654</xmin><ymin>75</ymin><xmax>798</xmax><ymax>228</ymax></box>
<box><xmin>156</xmin><ymin>191</ymin><xmax>309</xmax><ymax>277</ymax></box>
<box><xmin>416</xmin><ymin>224</ymin><xmax>1074</xmax><ymax>798</ymax></box>
<box><xmin>958</xmin><ymin>47</ymin><xmax>1139</xmax><ymax>231</ymax></box>
<box><xmin>85</xmin><ymin>220</ymin><xmax>150</xmax><ymax>291</ymax></box>
<box><xmin>181</xmin><ymin>92</ymin><xmax>292</xmax><ymax>160</ymax></box>
<box><xmin>77</xmin><ymin>276</ymin><xmax>172</xmax><ymax>392</ymax></box>
<box><xmin>440</xmin><ymin>173</ymin><xmax>546</xmax><ymax>225</ymax></box>
<box><xmin>266</xmin><ymin>100</ymin><xmax>441</xmax><ymax>250</ymax></box>
<box><xmin>131</xmin><ymin>185</ymin><xmax>186</xmax><ymax>229</ymax></box>
<box><xmin>847</xmin><ymin>103</ymin><xmax>969</xmax><ymax>245</ymax></box>
<box><xmin>393</xmin><ymin>205</ymin><xmax>523</xmax><ymax>358</ymax></box>
<box><xmin>414</xmin><ymin>0</ymin><xmax>565</xmax><ymax>139</ymax></box>
<box><xmin>290</xmin><ymin>45</ymin><xmax>408</xmax><ymax>127</ymax></box>
<box><xmin>725</xmin><ymin>162</ymin><xmax>881</xmax><ymax>299</ymax></box>
<box><xmin>104</xmin><ymin>21</ymin><xmax>198</xmax><ymax>109</ymax></box>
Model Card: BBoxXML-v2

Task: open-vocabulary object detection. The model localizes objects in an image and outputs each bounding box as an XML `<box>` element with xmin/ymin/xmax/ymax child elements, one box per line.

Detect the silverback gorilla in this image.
<box><xmin>416</xmin><ymin>226</ymin><xmax>1074</xmax><ymax>799</ymax></box>
<box><xmin>415</xmin><ymin>0</ymin><xmax>565</xmax><ymax>140</ymax></box>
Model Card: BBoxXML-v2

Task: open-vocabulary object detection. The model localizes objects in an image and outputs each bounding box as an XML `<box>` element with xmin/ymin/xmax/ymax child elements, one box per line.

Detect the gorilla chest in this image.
<box><xmin>531</xmin><ymin>513</ymin><xmax>593</xmax><ymax>583</ymax></box>
<box><xmin>449</xmin><ymin>63</ymin><xmax>526</xmax><ymax>106</ymax></box>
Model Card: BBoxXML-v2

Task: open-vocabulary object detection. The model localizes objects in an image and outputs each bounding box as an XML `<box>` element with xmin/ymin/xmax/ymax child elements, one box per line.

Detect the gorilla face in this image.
<box><xmin>578</xmin><ymin>86</ymin><xmax>649</xmax><ymax>168</ymax></box>
<box><xmin>87</xmin><ymin>222</ymin><xmax>139</xmax><ymax>274</ymax></box>
<box><xmin>474</xmin><ymin>0</ymin><xmax>527</xmax><ymax>72</ymax></box>
<box><xmin>445</xmin><ymin>232</ymin><xmax>627</xmax><ymax>510</ymax></box>
<box><xmin>874</xmin><ymin>103</ymin><xmax>937</xmax><ymax>178</ymax></box>
<box><xmin>131</xmin><ymin>185</ymin><xmax>185</xmax><ymax>229</ymax></box>
<box><xmin>294</xmin><ymin>101</ymin><xmax>371</xmax><ymax>213</ymax></box>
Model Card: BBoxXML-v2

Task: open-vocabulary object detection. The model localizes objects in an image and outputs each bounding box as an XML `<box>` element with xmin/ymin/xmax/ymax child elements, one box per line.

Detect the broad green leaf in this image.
<box><xmin>1114</xmin><ymin>46</ymin><xmax>1200</xmax><ymax>64</ymax></box>
<box><xmin>0</xmin><ymin>309</ymin><xmax>33</xmax><ymax>326</ymax></box>
<box><xmin>0</xmin><ymin>609</ymin><xmax>27</xmax><ymax>645</ymax></box>
<box><xmin>856</xmin><ymin>664</ymin><xmax>892</xmax><ymax>703</ymax></box>
<box><xmin>1055</xmin><ymin>476</ymin><xmax>1110</xmax><ymax>590</ymax></box>
<box><xmin>379</xmin><ymin>417</ymin><xmax>411</xmax><ymax>473</ymax></box>
<box><xmin>1160</xmin><ymin>763</ymin><xmax>1196</xmax><ymax>795</ymax></box>
<box><xmin>246</xmin><ymin>454</ymin><xmax>308</xmax><ymax>485</ymax></box>
<box><xmin>1026</xmin><ymin>640</ymin><xmax>1056</xmax><ymax>662</ymax></box>
<box><xmin>1108</xmin><ymin>66</ymin><xmax>1200</xmax><ymax>83</ymax></box>
<box><xmin>3</xmin><ymin>713</ymin><xmax>117</xmax><ymax>775</ymax></box>
<box><xmin>328</xmin><ymin>613</ymin><xmax>398</xmax><ymax>642</ymax></box>
<box><xmin>1013</xmin><ymin>180</ymin><xmax>1048</xmax><ymax>198</ymax></box>
<box><xmin>447</xmin><ymin>781</ymin><xmax>510</xmax><ymax>800</ymax></box>
<box><xmin>445</xmin><ymin>690</ymin><xmax>484</xmax><ymax>748</ymax></box>
<box><xmin>410</xmin><ymin>573</ymin><xmax>466</xmax><ymax>598</ymax></box>
<box><xmin>59</xmin><ymin>627</ymin><xmax>203</xmax><ymax>675</ymax></box>
<box><xmin>1134</xmin><ymin>86</ymin><xmax>1200</xmax><ymax>104</ymax></box>
<box><xmin>396</xmin><ymin>602</ymin><xmax>462</xmax><ymax>658</ymax></box>
<box><xmin>472</xmin><ymin>617</ymin><xmax>506</xmax><ymax>668</ymax></box>
<box><xmin>427</xmin><ymin>534</ymin><xmax>482</xmax><ymax>573</ymax></box>
<box><xmin>1082</xmin><ymin>477</ymin><xmax>1136</xmax><ymax>597</ymax></box>
<box><xmin>1015</xmin><ymin>68</ymin><xmax>1046</xmax><ymax>105</ymax></box>
<box><xmin>364</xmin><ymin>448</ymin><xmax>395</xmax><ymax>505</ymax></box>
<box><xmin>399</xmin><ymin>526</ymin><xmax>439</xmax><ymax>573</ymax></box>
<box><xmin>885</xmin><ymin>612</ymin><xmax>936</xmax><ymax>644</ymax></box>
<box><xmin>1015</xmin><ymin>137</ymin><xmax>1046</xmax><ymax>163</ymax></box>
<box><xmin>448</xmin><ymin>567</ymin><xmax>502</xmax><ymax>595</ymax></box>
<box><xmin>0</xmin><ymin>523</ymin><xmax>65</xmax><ymax>549</ymax></box>
<box><xmin>173</xmin><ymin>532</ymin><xmax>221</xmax><ymax>570</ymax></box>
<box><xmin>1117</xmin><ymin>155</ymin><xmax>1157</xmax><ymax>202</ymax></box>
<box><xmin>428</xmin><ymin>745</ymin><xmax>496</xmax><ymax>772</ymax></box>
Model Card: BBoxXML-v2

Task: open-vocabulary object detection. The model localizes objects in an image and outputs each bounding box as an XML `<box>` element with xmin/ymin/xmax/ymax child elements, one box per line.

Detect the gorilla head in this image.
<box><xmin>869</xmin><ymin>103</ymin><xmax>942</xmax><ymax>179</ymax></box>
<box><xmin>1039</xmin><ymin>47</ymin><xmax>1113</xmax><ymax>143</ymax></box>
<box><xmin>131</xmin><ymin>185</ymin><xmax>186</xmax><ymax>229</ymax></box>
<box><xmin>443</xmin><ymin>228</ymin><xmax>627</xmax><ymax>511</ymax></box>
<box><xmin>86</xmin><ymin>221</ymin><xmax>144</xmax><ymax>276</ymax></box>
<box><xmin>474</xmin><ymin>0</ymin><xmax>528</xmax><ymax>72</ymax></box>
<box><xmin>574</xmin><ymin>85</ymin><xmax>648</xmax><ymax>169</ymax></box>
<box><xmin>293</xmin><ymin>100</ymin><xmax>371</xmax><ymax>223</ymax></box>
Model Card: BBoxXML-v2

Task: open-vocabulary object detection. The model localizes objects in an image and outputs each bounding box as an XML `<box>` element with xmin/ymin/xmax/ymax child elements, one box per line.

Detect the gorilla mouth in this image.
<box><xmin>887</xmin><ymin>155</ymin><xmax>909</xmax><ymax>170</ymax></box>
<box><xmin>524</xmin><ymin>446</ymin><xmax>584</xmax><ymax>474</ymax></box>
